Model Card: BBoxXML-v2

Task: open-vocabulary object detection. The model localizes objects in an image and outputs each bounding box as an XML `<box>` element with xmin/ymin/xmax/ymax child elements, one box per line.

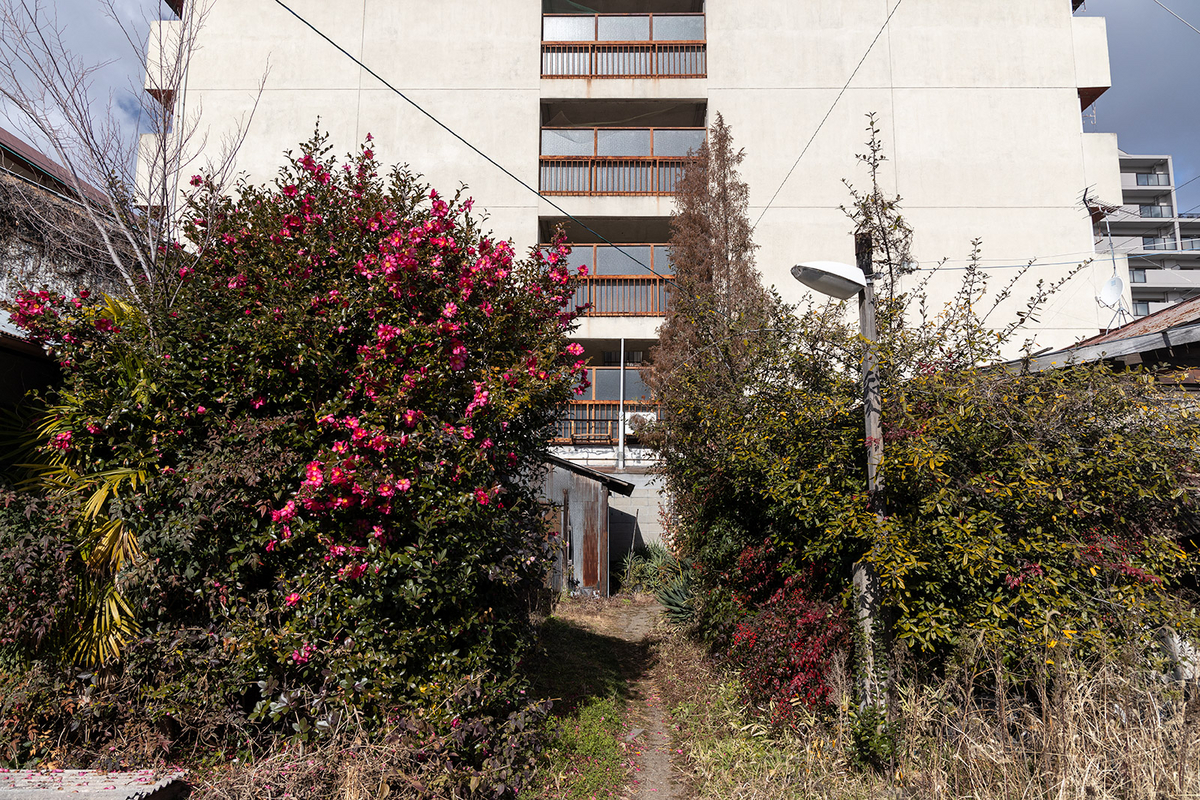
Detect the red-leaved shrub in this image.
<box><xmin>728</xmin><ymin>546</ymin><xmax>848</xmax><ymax>723</ymax></box>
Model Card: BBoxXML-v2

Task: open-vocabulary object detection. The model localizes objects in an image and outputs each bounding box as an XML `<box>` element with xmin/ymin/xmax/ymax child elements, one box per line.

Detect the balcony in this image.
<box><xmin>540</xmin><ymin>127</ymin><xmax>704</xmax><ymax>195</ymax></box>
<box><xmin>1136</xmin><ymin>173</ymin><xmax>1171</xmax><ymax>187</ymax></box>
<box><xmin>542</xmin><ymin>14</ymin><xmax>706</xmax><ymax>78</ymax></box>
<box><xmin>1143</xmin><ymin>237</ymin><xmax>1178</xmax><ymax>251</ymax></box>
<box><xmin>563</xmin><ymin>243</ymin><xmax>673</xmax><ymax>316</ymax></box>
<box><xmin>557</xmin><ymin>365</ymin><xmax>656</xmax><ymax>444</ymax></box>
<box><xmin>1140</xmin><ymin>204</ymin><xmax>1174</xmax><ymax>219</ymax></box>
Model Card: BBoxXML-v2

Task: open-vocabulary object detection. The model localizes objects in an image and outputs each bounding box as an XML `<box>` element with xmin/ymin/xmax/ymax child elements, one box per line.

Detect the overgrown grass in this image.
<box><xmin>527</xmin><ymin>600</ymin><xmax>643</xmax><ymax>799</ymax></box>
<box><xmin>656</xmin><ymin>630</ymin><xmax>1200</xmax><ymax>800</ymax></box>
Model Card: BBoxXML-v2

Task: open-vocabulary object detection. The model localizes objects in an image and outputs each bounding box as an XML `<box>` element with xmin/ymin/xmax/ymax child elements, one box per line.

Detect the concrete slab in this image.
<box><xmin>0</xmin><ymin>770</ymin><xmax>187</xmax><ymax>800</ymax></box>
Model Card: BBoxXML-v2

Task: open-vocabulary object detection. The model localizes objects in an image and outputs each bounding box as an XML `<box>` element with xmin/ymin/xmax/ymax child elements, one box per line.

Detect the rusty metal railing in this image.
<box><xmin>540</xmin><ymin>127</ymin><xmax>703</xmax><ymax>196</ymax></box>
<box><xmin>542</xmin><ymin>13</ymin><xmax>706</xmax><ymax>78</ymax></box>
<box><xmin>554</xmin><ymin>400</ymin><xmax>659</xmax><ymax>444</ymax></box>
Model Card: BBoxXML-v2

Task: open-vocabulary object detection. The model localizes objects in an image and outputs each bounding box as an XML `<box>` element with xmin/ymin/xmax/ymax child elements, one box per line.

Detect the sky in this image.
<box><xmin>2</xmin><ymin>0</ymin><xmax>1198</xmax><ymax>211</ymax></box>
<box><xmin>1080</xmin><ymin>0</ymin><xmax>1200</xmax><ymax>212</ymax></box>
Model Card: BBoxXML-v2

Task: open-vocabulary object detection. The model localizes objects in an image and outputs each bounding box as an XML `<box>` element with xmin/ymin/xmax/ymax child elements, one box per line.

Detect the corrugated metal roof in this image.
<box><xmin>0</xmin><ymin>125</ymin><xmax>107</xmax><ymax>206</ymax></box>
<box><xmin>1076</xmin><ymin>295</ymin><xmax>1200</xmax><ymax>346</ymax></box>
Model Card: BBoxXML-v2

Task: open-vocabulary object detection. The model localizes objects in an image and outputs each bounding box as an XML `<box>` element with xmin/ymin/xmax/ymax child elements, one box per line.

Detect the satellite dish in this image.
<box><xmin>1098</xmin><ymin>273</ymin><xmax>1124</xmax><ymax>308</ymax></box>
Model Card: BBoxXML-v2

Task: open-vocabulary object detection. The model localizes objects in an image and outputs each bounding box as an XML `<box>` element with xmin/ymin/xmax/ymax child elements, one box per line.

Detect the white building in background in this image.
<box><xmin>142</xmin><ymin>0</ymin><xmax>1126</xmax><ymax>547</ymax></box>
<box><xmin>1091</xmin><ymin>152</ymin><xmax>1200</xmax><ymax>321</ymax></box>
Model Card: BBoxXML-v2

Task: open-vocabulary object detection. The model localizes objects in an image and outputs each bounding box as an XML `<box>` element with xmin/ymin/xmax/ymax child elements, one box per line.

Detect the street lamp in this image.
<box><xmin>791</xmin><ymin>232</ymin><xmax>884</xmax><ymax>707</ymax></box>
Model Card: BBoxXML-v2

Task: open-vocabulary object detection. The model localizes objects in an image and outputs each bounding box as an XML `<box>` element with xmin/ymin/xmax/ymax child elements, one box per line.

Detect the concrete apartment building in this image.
<box><xmin>1092</xmin><ymin>152</ymin><xmax>1200</xmax><ymax>320</ymax></box>
<box><xmin>142</xmin><ymin>0</ymin><xmax>1125</xmax><ymax>551</ymax></box>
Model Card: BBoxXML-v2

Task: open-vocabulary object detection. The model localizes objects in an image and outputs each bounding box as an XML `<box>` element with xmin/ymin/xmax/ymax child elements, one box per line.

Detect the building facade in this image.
<box><xmin>142</xmin><ymin>0</ymin><xmax>1125</xmax><ymax>545</ymax></box>
<box><xmin>1092</xmin><ymin>152</ymin><xmax>1200</xmax><ymax>320</ymax></box>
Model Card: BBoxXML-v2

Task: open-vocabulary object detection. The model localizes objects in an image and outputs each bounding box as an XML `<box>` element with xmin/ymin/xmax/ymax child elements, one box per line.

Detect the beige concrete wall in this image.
<box><xmin>159</xmin><ymin>0</ymin><xmax>1120</xmax><ymax>350</ymax></box>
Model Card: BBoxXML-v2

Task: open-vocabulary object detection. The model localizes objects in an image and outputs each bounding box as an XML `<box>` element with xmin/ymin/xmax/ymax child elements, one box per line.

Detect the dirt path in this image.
<box><xmin>611</xmin><ymin>599</ymin><xmax>685</xmax><ymax>800</ymax></box>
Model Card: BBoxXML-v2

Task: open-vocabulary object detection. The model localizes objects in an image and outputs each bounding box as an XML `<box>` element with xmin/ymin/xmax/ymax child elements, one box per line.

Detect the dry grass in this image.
<box><xmin>194</xmin><ymin>734</ymin><xmax>454</xmax><ymax>800</ymax></box>
<box><xmin>655</xmin><ymin>632</ymin><xmax>1200</xmax><ymax>800</ymax></box>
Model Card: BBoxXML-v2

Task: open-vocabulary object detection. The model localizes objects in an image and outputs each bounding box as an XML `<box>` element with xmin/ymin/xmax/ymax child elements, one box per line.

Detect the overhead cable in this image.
<box><xmin>751</xmin><ymin>0</ymin><xmax>907</xmax><ymax>231</ymax></box>
<box><xmin>270</xmin><ymin>0</ymin><xmax>673</xmax><ymax>290</ymax></box>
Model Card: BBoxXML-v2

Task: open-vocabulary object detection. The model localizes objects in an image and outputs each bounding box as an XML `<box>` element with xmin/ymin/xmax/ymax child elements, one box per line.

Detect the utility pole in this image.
<box><xmin>854</xmin><ymin>231</ymin><xmax>884</xmax><ymax>708</ymax></box>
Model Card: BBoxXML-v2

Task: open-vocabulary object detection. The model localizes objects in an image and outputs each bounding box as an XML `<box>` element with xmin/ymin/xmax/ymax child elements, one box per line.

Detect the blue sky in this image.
<box><xmin>4</xmin><ymin>1</ymin><xmax>1198</xmax><ymax>212</ymax></box>
<box><xmin>1080</xmin><ymin>0</ymin><xmax>1200</xmax><ymax>212</ymax></box>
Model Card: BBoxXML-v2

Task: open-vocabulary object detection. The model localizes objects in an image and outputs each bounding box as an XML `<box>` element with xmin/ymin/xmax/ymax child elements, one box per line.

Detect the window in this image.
<box><xmin>1130</xmin><ymin>269</ymin><xmax>1146</xmax><ymax>284</ymax></box>
<box><xmin>1133</xmin><ymin>301</ymin><xmax>1150</xmax><ymax>317</ymax></box>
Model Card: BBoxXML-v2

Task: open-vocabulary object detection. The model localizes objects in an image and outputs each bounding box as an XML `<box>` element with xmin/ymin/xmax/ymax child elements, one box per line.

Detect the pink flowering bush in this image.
<box><xmin>4</xmin><ymin>132</ymin><xmax>585</xmax><ymax>774</ymax></box>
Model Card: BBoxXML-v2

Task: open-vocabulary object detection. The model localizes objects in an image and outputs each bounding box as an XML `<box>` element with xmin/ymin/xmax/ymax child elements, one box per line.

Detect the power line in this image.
<box><xmin>271</xmin><ymin>2</ymin><xmax>1132</xmax><ymax>305</ymax></box>
<box><xmin>270</xmin><ymin>0</ymin><xmax>676</xmax><ymax>293</ymax></box>
<box><xmin>752</xmin><ymin>0</ymin><xmax>907</xmax><ymax>231</ymax></box>
<box><xmin>1150</xmin><ymin>0</ymin><xmax>1200</xmax><ymax>36</ymax></box>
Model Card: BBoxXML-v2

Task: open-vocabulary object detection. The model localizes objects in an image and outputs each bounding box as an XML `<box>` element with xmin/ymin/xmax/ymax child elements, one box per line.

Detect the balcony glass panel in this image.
<box><xmin>652</xmin><ymin>15</ymin><xmax>704</xmax><ymax>41</ymax></box>
<box><xmin>1136</xmin><ymin>173</ymin><xmax>1170</xmax><ymax>186</ymax></box>
<box><xmin>596</xmin><ymin>245</ymin><xmax>652</xmax><ymax>275</ymax></box>
<box><xmin>1140</xmin><ymin>205</ymin><xmax>1173</xmax><ymax>218</ymax></box>
<box><xmin>597</xmin><ymin>15</ymin><xmax>650</xmax><ymax>41</ymax></box>
<box><xmin>1143</xmin><ymin>237</ymin><xmax>1178</xmax><ymax>251</ymax></box>
<box><xmin>542</xmin><ymin>129</ymin><xmax>593</xmax><ymax>156</ymax></box>
<box><xmin>592</xmin><ymin>368</ymin><xmax>620</xmax><ymax>400</ymax></box>
<box><xmin>543</xmin><ymin>15</ymin><xmax>594</xmax><ymax>41</ymax></box>
<box><xmin>652</xmin><ymin>245</ymin><xmax>674</xmax><ymax>275</ymax></box>
<box><xmin>1183</xmin><ymin>239</ymin><xmax>1200</xmax><ymax>251</ymax></box>
<box><xmin>567</xmin><ymin>246</ymin><xmax>594</xmax><ymax>272</ymax></box>
<box><xmin>587</xmin><ymin>368</ymin><xmax>651</xmax><ymax>401</ymax></box>
<box><xmin>597</xmin><ymin>129</ymin><xmax>651</xmax><ymax>157</ymax></box>
<box><xmin>654</xmin><ymin>128</ymin><xmax>706</xmax><ymax>157</ymax></box>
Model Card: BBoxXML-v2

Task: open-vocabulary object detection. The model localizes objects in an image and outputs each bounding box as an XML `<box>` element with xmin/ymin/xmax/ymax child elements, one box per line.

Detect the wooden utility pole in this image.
<box><xmin>854</xmin><ymin>231</ymin><xmax>884</xmax><ymax>708</ymax></box>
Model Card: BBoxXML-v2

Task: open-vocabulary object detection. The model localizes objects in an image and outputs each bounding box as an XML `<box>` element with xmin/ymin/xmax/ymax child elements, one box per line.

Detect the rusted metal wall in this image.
<box><xmin>540</xmin><ymin>465</ymin><xmax>610</xmax><ymax>595</ymax></box>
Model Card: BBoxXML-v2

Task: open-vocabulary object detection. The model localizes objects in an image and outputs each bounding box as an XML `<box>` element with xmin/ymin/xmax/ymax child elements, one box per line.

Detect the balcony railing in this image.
<box><xmin>557</xmin><ymin>243</ymin><xmax>673</xmax><ymax>315</ymax></box>
<box><xmin>540</xmin><ymin>127</ymin><xmax>704</xmax><ymax>196</ymax></box>
<box><xmin>1136</xmin><ymin>173</ymin><xmax>1171</xmax><ymax>186</ymax></box>
<box><xmin>1143</xmin><ymin>236</ymin><xmax>1178</xmax><ymax>251</ymax></box>
<box><xmin>542</xmin><ymin>13</ymin><xmax>706</xmax><ymax>78</ymax></box>
<box><xmin>1183</xmin><ymin>238</ymin><xmax>1200</xmax><ymax>251</ymax></box>
<box><xmin>1140</xmin><ymin>204</ymin><xmax>1174</xmax><ymax>218</ymax></box>
<box><xmin>555</xmin><ymin>401</ymin><xmax>658</xmax><ymax>444</ymax></box>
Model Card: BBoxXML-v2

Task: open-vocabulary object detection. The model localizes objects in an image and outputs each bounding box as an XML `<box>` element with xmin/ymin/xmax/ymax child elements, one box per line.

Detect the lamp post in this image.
<box><xmin>791</xmin><ymin>232</ymin><xmax>884</xmax><ymax>707</ymax></box>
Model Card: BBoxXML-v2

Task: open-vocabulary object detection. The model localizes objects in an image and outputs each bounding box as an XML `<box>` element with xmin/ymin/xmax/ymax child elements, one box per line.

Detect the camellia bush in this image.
<box><xmin>1</xmin><ymin>133</ymin><xmax>586</xmax><ymax>769</ymax></box>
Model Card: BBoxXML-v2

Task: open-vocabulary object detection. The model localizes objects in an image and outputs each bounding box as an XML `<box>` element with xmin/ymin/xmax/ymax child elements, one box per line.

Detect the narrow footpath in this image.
<box><xmin>609</xmin><ymin>600</ymin><xmax>684</xmax><ymax>800</ymax></box>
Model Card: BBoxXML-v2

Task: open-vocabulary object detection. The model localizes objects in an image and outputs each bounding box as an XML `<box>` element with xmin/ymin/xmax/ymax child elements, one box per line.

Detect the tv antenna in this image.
<box><xmin>1083</xmin><ymin>188</ymin><xmax>1133</xmax><ymax>330</ymax></box>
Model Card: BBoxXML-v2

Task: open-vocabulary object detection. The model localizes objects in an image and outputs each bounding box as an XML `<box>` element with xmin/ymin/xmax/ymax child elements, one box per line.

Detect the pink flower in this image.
<box><xmin>396</xmin><ymin>478</ymin><xmax>412</xmax><ymax>492</ymax></box>
<box><xmin>251</xmin><ymin>397</ymin><xmax>265</xmax><ymax>409</ymax></box>
<box><xmin>304</xmin><ymin>461</ymin><xmax>325</xmax><ymax>488</ymax></box>
<box><xmin>196</xmin><ymin>405</ymin><xmax>207</xmax><ymax>415</ymax></box>
<box><xmin>285</xmin><ymin>593</ymin><xmax>300</xmax><ymax>606</ymax></box>
<box><xmin>566</xmin><ymin>342</ymin><xmax>584</xmax><ymax>356</ymax></box>
<box><xmin>475</xmin><ymin>488</ymin><xmax>490</xmax><ymax>506</ymax></box>
<box><xmin>50</xmin><ymin>431</ymin><xmax>72</xmax><ymax>450</ymax></box>
<box><xmin>271</xmin><ymin>500</ymin><xmax>297</xmax><ymax>523</ymax></box>
<box><xmin>442</xmin><ymin>302</ymin><xmax>458</xmax><ymax>318</ymax></box>
<box><xmin>448</xmin><ymin>344</ymin><xmax>468</xmax><ymax>371</ymax></box>
<box><xmin>189</xmin><ymin>174</ymin><xmax>203</xmax><ymax>187</ymax></box>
